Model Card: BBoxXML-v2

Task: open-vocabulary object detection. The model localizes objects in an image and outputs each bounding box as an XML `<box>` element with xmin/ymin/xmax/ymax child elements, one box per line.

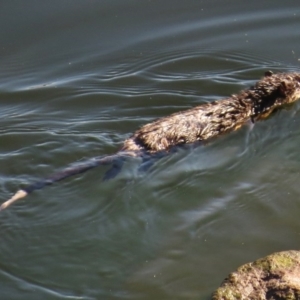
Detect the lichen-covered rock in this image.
<box><xmin>212</xmin><ymin>250</ymin><xmax>300</xmax><ymax>300</ymax></box>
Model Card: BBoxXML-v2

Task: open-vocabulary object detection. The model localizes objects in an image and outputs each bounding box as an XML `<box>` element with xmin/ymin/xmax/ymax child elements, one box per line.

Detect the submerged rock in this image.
<box><xmin>212</xmin><ymin>250</ymin><xmax>300</xmax><ymax>300</ymax></box>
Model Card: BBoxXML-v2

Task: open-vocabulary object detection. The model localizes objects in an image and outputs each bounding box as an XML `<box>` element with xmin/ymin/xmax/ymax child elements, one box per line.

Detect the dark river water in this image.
<box><xmin>1</xmin><ymin>1</ymin><xmax>300</xmax><ymax>299</ymax></box>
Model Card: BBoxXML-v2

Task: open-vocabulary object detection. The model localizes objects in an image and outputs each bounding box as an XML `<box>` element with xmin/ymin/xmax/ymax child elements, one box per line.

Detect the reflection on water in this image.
<box><xmin>0</xmin><ymin>0</ymin><xmax>300</xmax><ymax>299</ymax></box>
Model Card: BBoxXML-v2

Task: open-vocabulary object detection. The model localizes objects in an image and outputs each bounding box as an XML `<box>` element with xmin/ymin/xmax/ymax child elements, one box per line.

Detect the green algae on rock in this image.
<box><xmin>212</xmin><ymin>250</ymin><xmax>300</xmax><ymax>300</ymax></box>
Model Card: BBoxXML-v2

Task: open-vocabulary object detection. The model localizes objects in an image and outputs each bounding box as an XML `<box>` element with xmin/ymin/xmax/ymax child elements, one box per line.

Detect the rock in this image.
<box><xmin>212</xmin><ymin>250</ymin><xmax>300</xmax><ymax>300</ymax></box>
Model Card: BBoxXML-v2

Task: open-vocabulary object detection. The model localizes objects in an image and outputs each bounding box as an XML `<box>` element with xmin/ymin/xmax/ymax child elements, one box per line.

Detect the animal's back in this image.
<box><xmin>122</xmin><ymin>97</ymin><xmax>252</xmax><ymax>153</ymax></box>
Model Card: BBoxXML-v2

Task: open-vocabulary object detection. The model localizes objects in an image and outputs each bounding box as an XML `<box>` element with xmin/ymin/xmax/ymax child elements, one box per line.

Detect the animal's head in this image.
<box><xmin>261</xmin><ymin>71</ymin><xmax>300</xmax><ymax>104</ymax></box>
<box><xmin>249</xmin><ymin>71</ymin><xmax>300</xmax><ymax>118</ymax></box>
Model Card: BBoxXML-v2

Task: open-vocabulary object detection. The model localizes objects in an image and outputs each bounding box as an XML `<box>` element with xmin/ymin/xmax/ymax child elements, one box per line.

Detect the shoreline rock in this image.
<box><xmin>212</xmin><ymin>250</ymin><xmax>300</xmax><ymax>300</ymax></box>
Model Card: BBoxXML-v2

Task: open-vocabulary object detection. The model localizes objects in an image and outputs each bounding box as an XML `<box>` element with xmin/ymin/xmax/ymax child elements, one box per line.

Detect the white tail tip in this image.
<box><xmin>0</xmin><ymin>190</ymin><xmax>28</xmax><ymax>211</ymax></box>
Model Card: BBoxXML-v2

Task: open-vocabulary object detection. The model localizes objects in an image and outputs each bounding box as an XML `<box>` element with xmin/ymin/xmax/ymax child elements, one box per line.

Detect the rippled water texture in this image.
<box><xmin>0</xmin><ymin>1</ymin><xmax>300</xmax><ymax>299</ymax></box>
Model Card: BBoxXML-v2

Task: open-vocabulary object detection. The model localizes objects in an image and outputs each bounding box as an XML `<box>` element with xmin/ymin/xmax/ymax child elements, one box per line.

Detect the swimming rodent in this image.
<box><xmin>1</xmin><ymin>71</ymin><xmax>300</xmax><ymax>211</ymax></box>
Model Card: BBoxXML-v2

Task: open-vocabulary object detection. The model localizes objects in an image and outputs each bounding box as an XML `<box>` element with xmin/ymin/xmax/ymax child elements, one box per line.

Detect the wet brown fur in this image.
<box><xmin>122</xmin><ymin>71</ymin><xmax>300</xmax><ymax>154</ymax></box>
<box><xmin>2</xmin><ymin>71</ymin><xmax>300</xmax><ymax>211</ymax></box>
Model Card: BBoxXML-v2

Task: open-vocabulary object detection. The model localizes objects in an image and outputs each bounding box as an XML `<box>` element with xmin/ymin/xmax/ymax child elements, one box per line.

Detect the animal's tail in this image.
<box><xmin>0</xmin><ymin>151</ymin><xmax>135</xmax><ymax>211</ymax></box>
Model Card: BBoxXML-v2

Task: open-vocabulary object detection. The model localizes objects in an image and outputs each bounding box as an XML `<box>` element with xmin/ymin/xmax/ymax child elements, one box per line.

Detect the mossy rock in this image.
<box><xmin>212</xmin><ymin>250</ymin><xmax>300</xmax><ymax>300</ymax></box>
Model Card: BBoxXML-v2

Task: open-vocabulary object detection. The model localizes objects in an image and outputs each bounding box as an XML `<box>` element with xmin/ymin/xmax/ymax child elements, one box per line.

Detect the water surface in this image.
<box><xmin>0</xmin><ymin>1</ymin><xmax>300</xmax><ymax>299</ymax></box>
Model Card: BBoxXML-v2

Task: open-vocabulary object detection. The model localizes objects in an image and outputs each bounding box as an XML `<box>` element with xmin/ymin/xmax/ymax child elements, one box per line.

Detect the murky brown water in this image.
<box><xmin>0</xmin><ymin>1</ymin><xmax>300</xmax><ymax>299</ymax></box>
